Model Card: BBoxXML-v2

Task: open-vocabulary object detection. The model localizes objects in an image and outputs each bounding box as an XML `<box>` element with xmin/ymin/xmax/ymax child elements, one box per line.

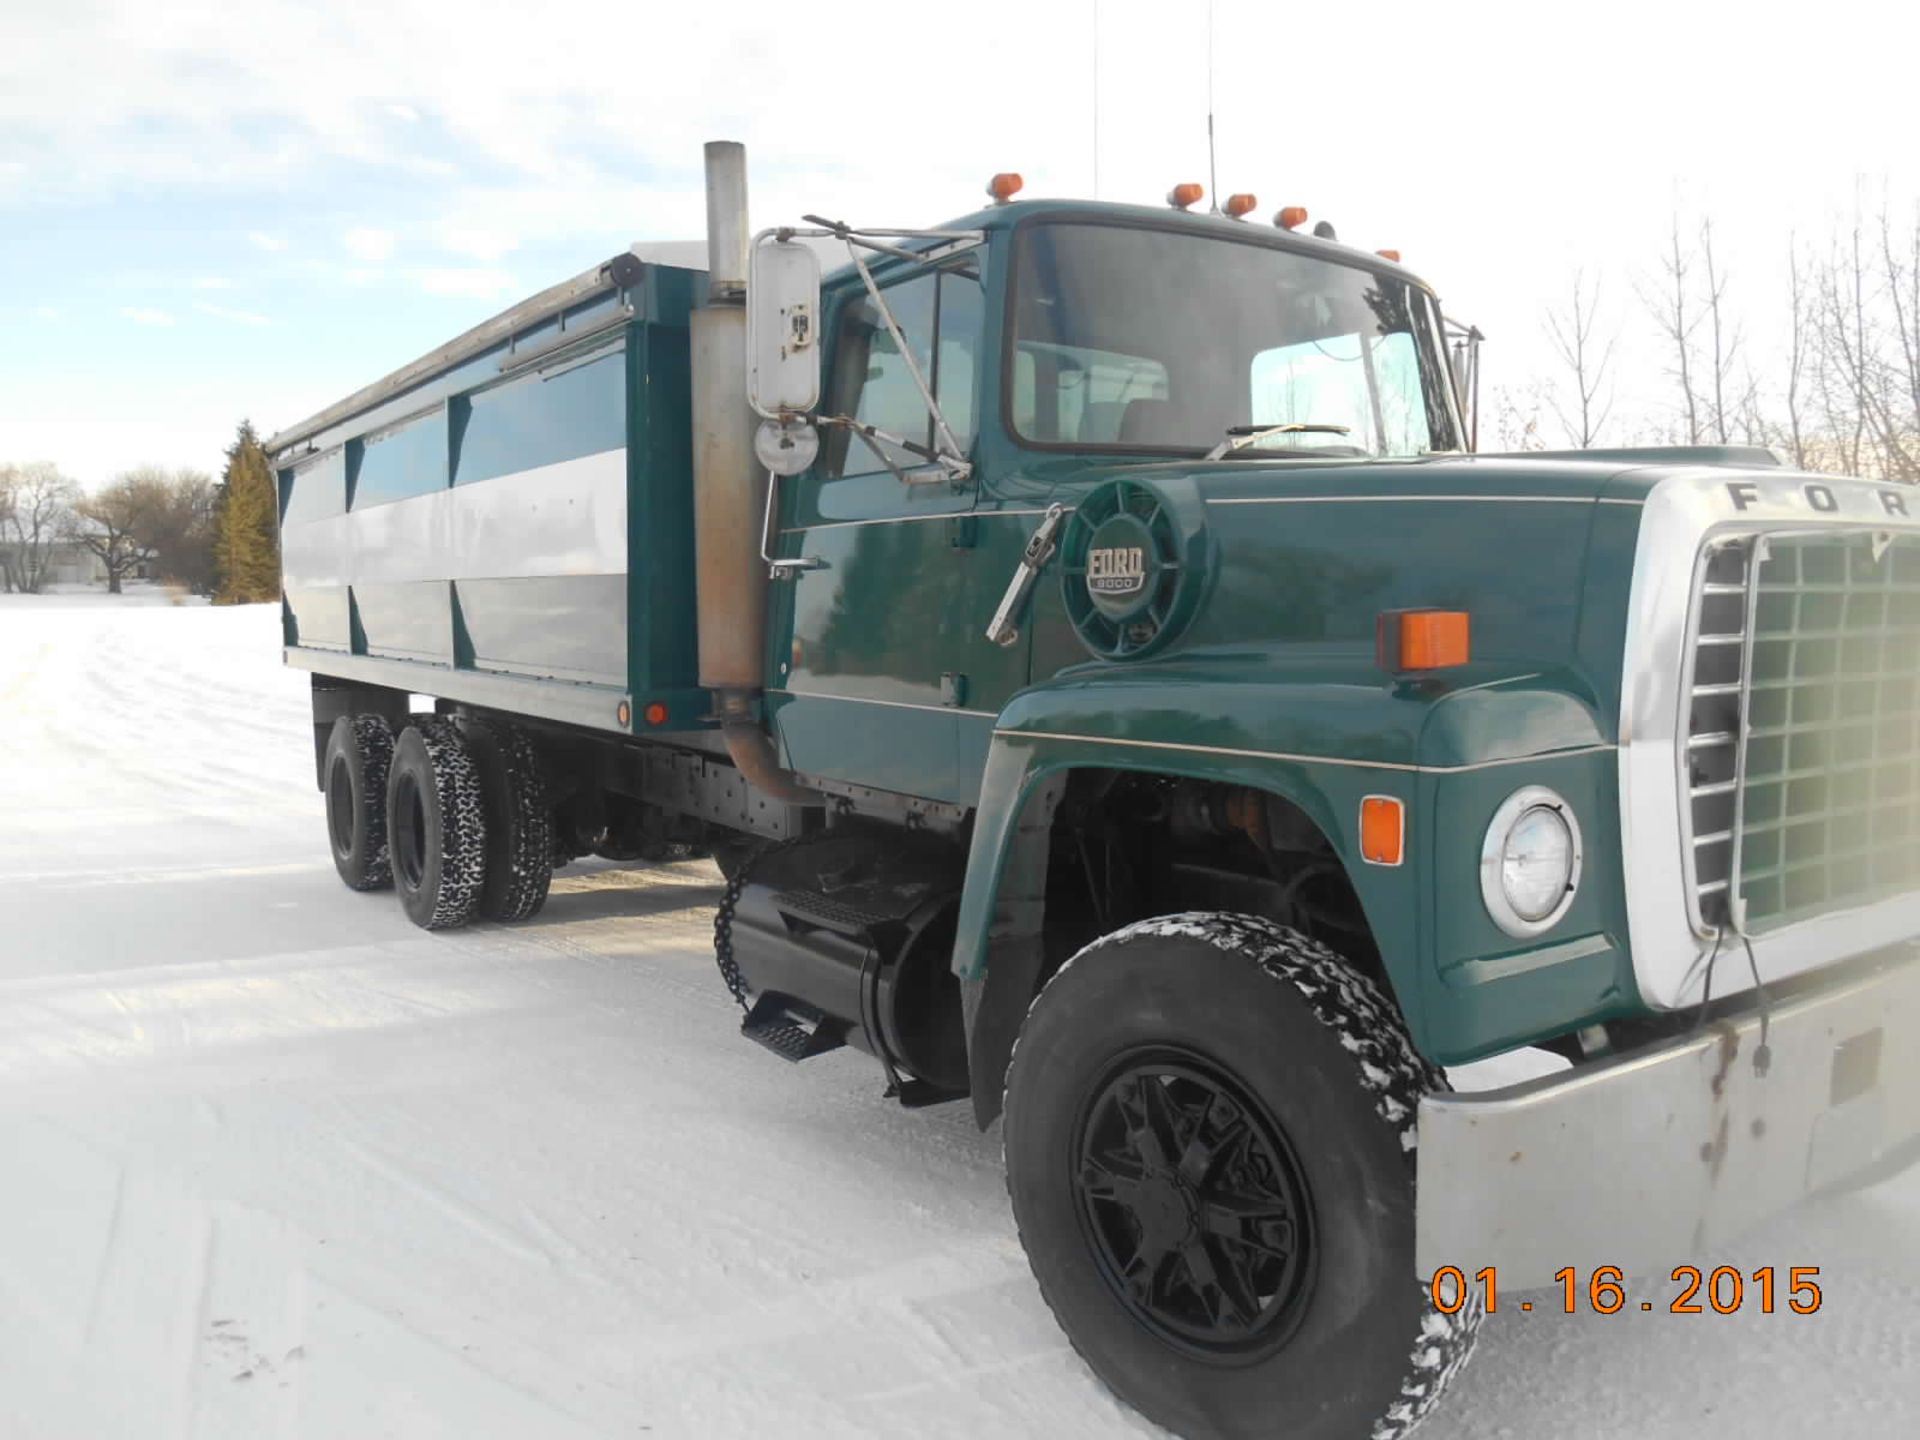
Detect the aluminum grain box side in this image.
<box><xmin>270</xmin><ymin>256</ymin><xmax>710</xmax><ymax>736</ymax></box>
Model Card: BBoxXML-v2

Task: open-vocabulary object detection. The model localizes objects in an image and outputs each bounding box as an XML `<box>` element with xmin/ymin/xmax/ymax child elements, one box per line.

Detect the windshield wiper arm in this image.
<box><xmin>1205</xmin><ymin>422</ymin><xmax>1353</xmax><ymax>461</ymax></box>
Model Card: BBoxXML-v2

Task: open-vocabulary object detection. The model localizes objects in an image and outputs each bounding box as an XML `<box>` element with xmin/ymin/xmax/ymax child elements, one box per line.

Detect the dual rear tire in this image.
<box><xmin>323</xmin><ymin>712</ymin><xmax>552</xmax><ymax>930</ymax></box>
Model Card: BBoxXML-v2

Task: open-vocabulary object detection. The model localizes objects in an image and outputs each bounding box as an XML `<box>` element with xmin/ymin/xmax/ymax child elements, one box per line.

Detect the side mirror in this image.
<box><xmin>747</xmin><ymin>235</ymin><xmax>821</xmax><ymax>418</ymax></box>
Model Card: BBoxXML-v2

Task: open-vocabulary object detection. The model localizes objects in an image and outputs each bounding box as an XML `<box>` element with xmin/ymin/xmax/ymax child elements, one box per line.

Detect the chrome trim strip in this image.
<box><xmin>769</xmin><ymin>687</ymin><xmax>998</xmax><ymax>719</ymax></box>
<box><xmin>1207</xmin><ymin>493</ymin><xmax>1617</xmax><ymax>507</ymax></box>
<box><xmin>1447</xmin><ymin>932</ymin><xmax>1612</xmax><ymax>986</ymax></box>
<box><xmin>779</xmin><ymin>506</ymin><xmax>1061</xmax><ymax>535</ymax></box>
<box><xmin>993</xmin><ymin>728</ymin><xmax>1615</xmax><ymax>775</ymax></box>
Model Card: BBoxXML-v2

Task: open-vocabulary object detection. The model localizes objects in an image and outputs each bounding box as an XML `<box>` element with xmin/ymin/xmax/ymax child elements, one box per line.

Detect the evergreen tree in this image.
<box><xmin>214</xmin><ymin>420</ymin><xmax>280</xmax><ymax>604</ymax></box>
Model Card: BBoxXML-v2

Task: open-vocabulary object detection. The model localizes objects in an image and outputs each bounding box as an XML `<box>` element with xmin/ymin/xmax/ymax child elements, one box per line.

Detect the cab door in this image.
<box><xmin>766</xmin><ymin>256</ymin><xmax>992</xmax><ymax>804</ymax></box>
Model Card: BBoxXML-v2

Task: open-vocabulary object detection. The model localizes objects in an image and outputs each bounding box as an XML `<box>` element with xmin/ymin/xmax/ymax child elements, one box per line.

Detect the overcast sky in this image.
<box><xmin>3</xmin><ymin>0</ymin><xmax>1916</xmax><ymax>486</ymax></box>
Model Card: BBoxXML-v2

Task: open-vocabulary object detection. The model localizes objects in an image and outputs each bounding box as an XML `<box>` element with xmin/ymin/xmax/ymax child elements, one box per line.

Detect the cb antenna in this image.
<box><xmin>1205</xmin><ymin>1</ymin><xmax>1219</xmax><ymax>213</ymax></box>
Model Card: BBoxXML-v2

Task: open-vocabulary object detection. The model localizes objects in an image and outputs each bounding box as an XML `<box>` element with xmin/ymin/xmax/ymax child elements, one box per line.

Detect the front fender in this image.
<box><xmin>955</xmin><ymin>658</ymin><xmax>1632</xmax><ymax>1121</ymax></box>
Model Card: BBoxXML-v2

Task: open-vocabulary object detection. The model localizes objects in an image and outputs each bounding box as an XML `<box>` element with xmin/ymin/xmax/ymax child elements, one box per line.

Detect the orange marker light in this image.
<box><xmin>987</xmin><ymin>172</ymin><xmax>1024</xmax><ymax>203</ymax></box>
<box><xmin>1224</xmin><ymin>192</ymin><xmax>1258</xmax><ymax>219</ymax></box>
<box><xmin>616</xmin><ymin>700</ymin><xmax>632</xmax><ymax>727</ymax></box>
<box><xmin>1376</xmin><ymin>248</ymin><xmax>1402</xmax><ymax>262</ymax></box>
<box><xmin>643</xmin><ymin>701</ymin><xmax>669</xmax><ymax>726</ymax></box>
<box><xmin>1377</xmin><ymin>609</ymin><xmax>1472</xmax><ymax>672</ymax></box>
<box><xmin>1167</xmin><ymin>182</ymin><xmax>1205</xmax><ymax>210</ymax></box>
<box><xmin>1275</xmin><ymin>205</ymin><xmax>1308</xmax><ymax>231</ymax></box>
<box><xmin>1360</xmin><ymin>796</ymin><xmax>1406</xmax><ymax>867</ymax></box>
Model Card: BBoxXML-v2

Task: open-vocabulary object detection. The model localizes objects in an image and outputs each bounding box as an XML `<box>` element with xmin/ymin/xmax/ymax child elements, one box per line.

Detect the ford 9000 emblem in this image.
<box><xmin>1088</xmin><ymin>544</ymin><xmax>1148</xmax><ymax>597</ymax></box>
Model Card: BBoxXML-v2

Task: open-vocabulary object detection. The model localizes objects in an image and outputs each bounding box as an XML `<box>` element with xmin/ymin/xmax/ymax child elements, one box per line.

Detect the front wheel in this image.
<box><xmin>1003</xmin><ymin>913</ymin><xmax>1478</xmax><ymax>1440</ymax></box>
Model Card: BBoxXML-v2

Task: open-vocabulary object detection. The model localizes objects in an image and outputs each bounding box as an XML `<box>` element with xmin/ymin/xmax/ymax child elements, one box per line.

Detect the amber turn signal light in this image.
<box><xmin>1376</xmin><ymin>248</ymin><xmax>1402</xmax><ymax>262</ymax></box>
<box><xmin>1167</xmin><ymin>182</ymin><xmax>1205</xmax><ymax>210</ymax></box>
<box><xmin>1360</xmin><ymin>795</ymin><xmax>1405</xmax><ymax>867</ymax></box>
<box><xmin>1275</xmin><ymin>205</ymin><xmax>1308</xmax><ymax>231</ymax></box>
<box><xmin>1377</xmin><ymin>609</ymin><xmax>1471</xmax><ymax>672</ymax></box>
<box><xmin>987</xmin><ymin>172</ymin><xmax>1024</xmax><ymax>203</ymax></box>
<box><xmin>1224</xmin><ymin>192</ymin><xmax>1258</xmax><ymax>219</ymax></box>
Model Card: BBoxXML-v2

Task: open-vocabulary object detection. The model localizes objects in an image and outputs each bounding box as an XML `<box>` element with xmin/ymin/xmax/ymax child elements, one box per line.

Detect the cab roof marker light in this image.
<box><xmin>987</xmin><ymin>172</ymin><xmax>1024</xmax><ymax>204</ymax></box>
<box><xmin>1274</xmin><ymin>205</ymin><xmax>1308</xmax><ymax>231</ymax></box>
<box><xmin>1377</xmin><ymin>248</ymin><xmax>1402</xmax><ymax>262</ymax></box>
<box><xmin>1224</xmin><ymin>193</ymin><xmax>1258</xmax><ymax>220</ymax></box>
<box><xmin>1167</xmin><ymin>183</ymin><xmax>1205</xmax><ymax>210</ymax></box>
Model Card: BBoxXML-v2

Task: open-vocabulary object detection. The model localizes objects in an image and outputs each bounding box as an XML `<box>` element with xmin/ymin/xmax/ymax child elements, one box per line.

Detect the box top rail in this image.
<box><xmin>264</xmin><ymin>242</ymin><xmax>709</xmax><ymax>461</ymax></box>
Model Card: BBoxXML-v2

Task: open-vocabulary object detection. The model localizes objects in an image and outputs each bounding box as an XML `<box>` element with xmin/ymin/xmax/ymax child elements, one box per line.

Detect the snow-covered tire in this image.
<box><xmin>385</xmin><ymin>719</ymin><xmax>487</xmax><ymax>931</ymax></box>
<box><xmin>1003</xmin><ymin>912</ymin><xmax>1480</xmax><ymax>1440</ymax></box>
<box><xmin>461</xmin><ymin>718</ymin><xmax>553</xmax><ymax>922</ymax></box>
<box><xmin>322</xmin><ymin>713</ymin><xmax>394</xmax><ymax>891</ymax></box>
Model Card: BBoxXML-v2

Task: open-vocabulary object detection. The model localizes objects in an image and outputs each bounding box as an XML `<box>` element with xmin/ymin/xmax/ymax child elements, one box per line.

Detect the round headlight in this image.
<box><xmin>1480</xmin><ymin>787</ymin><xmax>1582</xmax><ymax>937</ymax></box>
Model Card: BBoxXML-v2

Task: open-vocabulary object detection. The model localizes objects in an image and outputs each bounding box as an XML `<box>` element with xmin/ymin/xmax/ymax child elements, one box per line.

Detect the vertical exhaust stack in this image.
<box><xmin>690</xmin><ymin>141</ymin><xmax>818</xmax><ymax>805</ymax></box>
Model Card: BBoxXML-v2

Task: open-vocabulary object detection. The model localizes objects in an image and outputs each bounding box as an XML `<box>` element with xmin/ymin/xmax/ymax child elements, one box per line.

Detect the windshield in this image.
<box><xmin>1008</xmin><ymin>221</ymin><xmax>1458</xmax><ymax>457</ymax></box>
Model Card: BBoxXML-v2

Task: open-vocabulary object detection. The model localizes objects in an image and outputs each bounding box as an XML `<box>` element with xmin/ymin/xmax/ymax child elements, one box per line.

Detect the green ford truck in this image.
<box><xmin>268</xmin><ymin>142</ymin><xmax>1920</xmax><ymax>1440</ymax></box>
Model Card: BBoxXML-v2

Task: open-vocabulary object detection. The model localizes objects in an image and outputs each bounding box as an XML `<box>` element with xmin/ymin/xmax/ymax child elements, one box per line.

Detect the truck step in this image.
<box><xmin>740</xmin><ymin>994</ymin><xmax>846</xmax><ymax>1063</ymax></box>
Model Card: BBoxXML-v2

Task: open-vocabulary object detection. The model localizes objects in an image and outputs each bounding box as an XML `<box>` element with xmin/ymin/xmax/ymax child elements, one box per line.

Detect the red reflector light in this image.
<box><xmin>643</xmin><ymin>701</ymin><xmax>669</xmax><ymax>726</ymax></box>
<box><xmin>1377</xmin><ymin>610</ymin><xmax>1471</xmax><ymax>671</ymax></box>
<box><xmin>1360</xmin><ymin>796</ymin><xmax>1405</xmax><ymax>866</ymax></box>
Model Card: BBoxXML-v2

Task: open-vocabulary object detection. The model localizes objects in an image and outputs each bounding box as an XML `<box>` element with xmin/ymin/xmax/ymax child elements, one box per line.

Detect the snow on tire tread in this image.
<box><xmin>414</xmin><ymin>718</ymin><xmax>487</xmax><ymax>930</ymax></box>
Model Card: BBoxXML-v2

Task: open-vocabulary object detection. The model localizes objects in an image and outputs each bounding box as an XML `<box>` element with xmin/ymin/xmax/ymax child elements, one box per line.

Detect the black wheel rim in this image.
<box><xmin>1071</xmin><ymin>1047</ymin><xmax>1316</xmax><ymax>1360</ymax></box>
<box><xmin>392</xmin><ymin>771</ymin><xmax>428</xmax><ymax>891</ymax></box>
<box><xmin>326</xmin><ymin>757</ymin><xmax>355</xmax><ymax>860</ymax></box>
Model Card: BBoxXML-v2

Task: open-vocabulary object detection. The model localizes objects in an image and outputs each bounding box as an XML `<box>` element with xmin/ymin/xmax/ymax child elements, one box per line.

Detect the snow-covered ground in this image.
<box><xmin>1</xmin><ymin>595</ymin><xmax>1916</xmax><ymax>1440</ymax></box>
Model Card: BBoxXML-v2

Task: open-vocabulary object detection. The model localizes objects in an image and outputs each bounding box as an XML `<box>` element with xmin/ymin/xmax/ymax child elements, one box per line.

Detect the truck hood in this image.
<box><xmin>1015</xmin><ymin>450</ymin><xmax>1778</xmax><ymax>750</ymax></box>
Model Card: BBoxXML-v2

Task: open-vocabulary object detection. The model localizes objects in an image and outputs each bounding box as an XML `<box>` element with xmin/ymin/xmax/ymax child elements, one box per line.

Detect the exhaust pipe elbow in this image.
<box><xmin>720</xmin><ymin>714</ymin><xmax>821</xmax><ymax>806</ymax></box>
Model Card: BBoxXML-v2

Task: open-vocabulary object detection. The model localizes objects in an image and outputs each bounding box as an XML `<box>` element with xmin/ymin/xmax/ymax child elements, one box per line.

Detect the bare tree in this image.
<box><xmin>1643</xmin><ymin>211</ymin><xmax>1704</xmax><ymax>443</ymax></box>
<box><xmin>1487</xmin><ymin>381</ymin><xmax>1552</xmax><ymax>452</ymax></box>
<box><xmin>1816</xmin><ymin>208</ymin><xmax>1920</xmax><ymax>481</ymax></box>
<box><xmin>71</xmin><ymin>470</ymin><xmax>171</xmax><ymax>594</ymax></box>
<box><xmin>1545</xmin><ymin>269</ymin><xmax>1616</xmax><ymax>447</ymax></box>
<box><xmin>1781</xmin><ymin>239</ymin><xmax>1813</xmax><ymax>468</ymax></box>
<box><xmin>0</xmin><ymin>461</ymin><xmax>81</xmax><ymax>593</ymax></box>
<box><xmin>1698</xmin><ymin>218</ymin><xmax>1742</xmax><ymax>444</ymax></box>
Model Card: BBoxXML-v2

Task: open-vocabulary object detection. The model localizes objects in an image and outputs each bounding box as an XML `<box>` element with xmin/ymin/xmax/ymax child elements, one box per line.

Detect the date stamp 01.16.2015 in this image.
<box><xmin>1428</xmin><ymin>1265</ymin><xmax>1824</xmax><ymax>1317</ymax></box>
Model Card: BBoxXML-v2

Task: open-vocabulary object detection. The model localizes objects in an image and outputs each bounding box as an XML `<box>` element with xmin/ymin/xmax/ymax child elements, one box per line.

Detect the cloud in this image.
<box><xmin>386</xmin><ymin>103</ymin><xmax>421</xmax><ymax>122</ymax></box>
<box><xmin>247</xmin><ymin>230</ymin><xmax>288</xmax><ymax>252</ymax></box>
<box><xmin>344</xmin><ymin>227</ymin><xmax>395</xmax><ymax>262</ymax></box>
<box><xmin>120</xmin><ymin>307</ymin><xmax>175</xmax><ymax>326</ymax></box>
<box><xmin>191</xmin><ymin>276</ymin><xmax>235</xmax><ymax>290</ymax></box>
<box><xmin>416</xmin><ymin>267</ymin><xmax>518</xmax><ymax>301</ymax></box>
<box><xmin>193</xmin><ymin>301</ymin><xmax>269</xmax><ymax>325</ymax></box>
<box><xmin>437</xmin><ymin>225</ymin><xmax>518</xmax><ymax>262</ymax></box>
<box><xmin>31</xmin><ymin>305</ymin><xmax>60</xmax><ymax>320</ymax></box>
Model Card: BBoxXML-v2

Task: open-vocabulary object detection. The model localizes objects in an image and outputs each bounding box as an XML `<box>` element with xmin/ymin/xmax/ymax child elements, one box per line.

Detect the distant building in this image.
<box><xmin>0</xmin><ymin>535</ymin><xmax>114</xmax><ymax>589</ymax></box>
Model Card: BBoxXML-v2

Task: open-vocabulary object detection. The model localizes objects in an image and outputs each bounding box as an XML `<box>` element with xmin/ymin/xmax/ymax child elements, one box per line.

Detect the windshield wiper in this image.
<box><xmin>1205</xmin><ymin>422</ymin><xmax>1354</xmax><ymax>461</ymax></box>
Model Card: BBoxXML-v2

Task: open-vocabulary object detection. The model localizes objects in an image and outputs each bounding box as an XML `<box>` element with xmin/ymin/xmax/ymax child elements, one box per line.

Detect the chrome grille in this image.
<box><xmin>1683</xmin><ymin>528</ymin><xmax>1920</xmax><ymax>932</ymax></box>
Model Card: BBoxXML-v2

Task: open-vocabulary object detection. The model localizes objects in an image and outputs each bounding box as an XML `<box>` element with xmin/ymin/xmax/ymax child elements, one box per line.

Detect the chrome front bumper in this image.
<box><xmin>1415</xmin><ymin>944</ymin><xmax>1920</xmax><ymax>1289</ymax></box>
